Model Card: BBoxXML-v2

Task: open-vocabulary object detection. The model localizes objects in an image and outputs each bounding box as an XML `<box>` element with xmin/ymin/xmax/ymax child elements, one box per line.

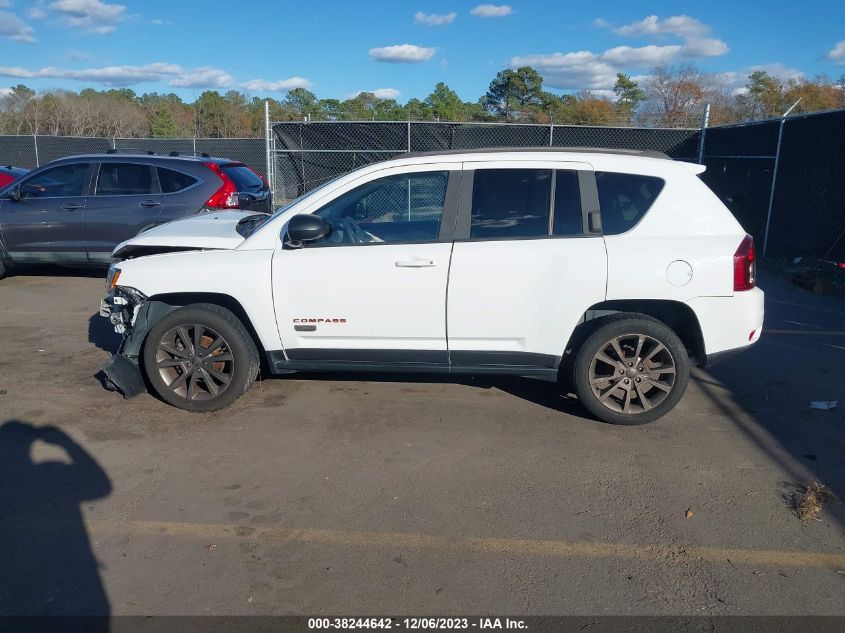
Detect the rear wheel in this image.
<box><xmin>573</xmin><ymin>315</ymin><xmax>689</xmax><ymax>425</ymax></box>
<box><xmin>142</xmin><ymin>303</ymin><xmax>259</xmax><ymax>412</ymax></box>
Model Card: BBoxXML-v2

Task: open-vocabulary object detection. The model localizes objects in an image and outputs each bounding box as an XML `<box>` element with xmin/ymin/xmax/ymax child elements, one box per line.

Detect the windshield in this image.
<box><xmin>235</xmin><ymin>177</ymin><xmax>342</xmax><ymax>239</ymax></box>
<box><xmin>269</xmin><ymin>177</ymin><xmax>340</xmax><ymax>220</ymax></box>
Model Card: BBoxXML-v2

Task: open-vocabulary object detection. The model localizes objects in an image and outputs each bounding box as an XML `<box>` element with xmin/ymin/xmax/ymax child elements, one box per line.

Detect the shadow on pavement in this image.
<box><xmin>702</xmin><ymin>271</ymin><xmax>844</xmax><ymax>528</ymax></box>
<box><xmin>88</xmin><ymin>312</ymin><xmax>122</xmax><ymax>354</ymax></box>
<box><xmin>290</xmin><ymin>371</ymin><xmax>590</xmax><ymax>420</ymax></box>
<box><xmin>0</xmin><ymin>420</ymin><xmax>111</xmax><ymax>623</ymax></box>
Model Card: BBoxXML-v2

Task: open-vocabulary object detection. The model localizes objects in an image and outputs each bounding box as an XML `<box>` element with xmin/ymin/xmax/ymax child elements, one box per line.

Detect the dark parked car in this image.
<box><xmin>0</xmin><ymin>152</ymin><xmax>271</xmax><ymax>277</ymax></box>
<box><xmin>0</xmin><ymin>165</ymin><xmax>28</xmax><ymax>188</ymax></box>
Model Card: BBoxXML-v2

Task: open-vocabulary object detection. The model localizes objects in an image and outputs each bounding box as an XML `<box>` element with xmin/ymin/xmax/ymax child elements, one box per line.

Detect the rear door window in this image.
<box><xmin>470</xmin><ymin>169</ymin><xmax>551</xmax><ymax>239</ymax></box>
<box><xmin>221</xmin><ymin>164</ymin><xmax>264</xmax><ymax>191</ymax></box>
<box><xmin>596</xmin><ymin>172</ymin><xmax>665</xmax><ymax>235</ymax></box>
<box><xmin>158</xmin><ymin>167</ymin><xmax>198</xmax><ymax>193</ymax></box>
<box><xmin>96</xmin><ymin>163</ymin><xmax>155</xmax><ymax>195</ymax></box>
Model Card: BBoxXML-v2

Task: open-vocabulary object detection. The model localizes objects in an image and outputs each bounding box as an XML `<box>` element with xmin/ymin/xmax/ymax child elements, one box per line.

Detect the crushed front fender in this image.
<box><xmin>101</xmin><ymin>354</ymin><xmax>147</xmax><ymax>398</ymax></box>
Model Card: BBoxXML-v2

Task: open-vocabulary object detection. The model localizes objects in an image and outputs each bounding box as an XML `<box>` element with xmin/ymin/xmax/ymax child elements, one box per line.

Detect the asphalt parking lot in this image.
<box><xmin>0</xmin><ymin>267</ymin><xmax>843</xmax><ymax>616</ymax></box>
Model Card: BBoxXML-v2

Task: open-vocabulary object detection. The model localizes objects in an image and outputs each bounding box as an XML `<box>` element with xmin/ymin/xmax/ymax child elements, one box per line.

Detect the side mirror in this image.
<box><xmin>285</xmin><ymin>214</ymin><xmax>330</xmax><ymax>248</ymax></box>
<box><xmin>8</xmin><ymin>185</ymin><xmax>21</xmax><ymax>202</ymax></box>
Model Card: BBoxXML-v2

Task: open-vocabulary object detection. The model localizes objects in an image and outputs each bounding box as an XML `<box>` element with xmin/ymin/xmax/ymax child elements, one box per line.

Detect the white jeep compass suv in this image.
<box><xmin>100</xmin><ymin>148</ymin><xmax>763</xmax><ymax>424</ymax></box>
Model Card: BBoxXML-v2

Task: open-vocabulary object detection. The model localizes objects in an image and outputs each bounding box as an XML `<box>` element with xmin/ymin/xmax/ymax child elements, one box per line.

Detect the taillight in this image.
<box><xmin>203</xmin><ymin>161</ymin><xmax>239</xmax><ymax>209</ymax></box>
<box><xmin>733</xmin><ymin>234</ymin><xmax>756</xmax><ymax>291</ymax></box>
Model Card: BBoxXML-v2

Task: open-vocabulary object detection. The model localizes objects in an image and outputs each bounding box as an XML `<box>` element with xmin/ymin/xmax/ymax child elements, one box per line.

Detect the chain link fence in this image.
<box><xmin>0</xmin><ymin>136</ymin><xmax>267</xmax><ymax>178</ymax></box>
<box><xmin>269</xmin><ymin>121</ymin><xmax>701</xmax><ymax>204</ymax></box>
<box><xmin>2</xmin><ymin>111</ymin><xmax>843</xmax><ymax>261</ymax></box>
<box><xmin>699</xmin><ymin>108</ymin><xmax>845</xmax><ymax>261</ymax></box>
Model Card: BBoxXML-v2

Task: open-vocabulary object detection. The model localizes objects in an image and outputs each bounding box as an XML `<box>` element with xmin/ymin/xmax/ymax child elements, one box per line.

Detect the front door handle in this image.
<box><xmin>395</xmin><ymin>259</ymin><xmax>437</xmax><ymax>268</ymax></box>
<box><xmin>60</xmin><ymin>202</ymin><xmax>83</xmax><ymax>211</ymax></box>
<box><xmin>139</xmin><ymin>200</ymin><xmax>161</xmax><ymax>208</ymax></box>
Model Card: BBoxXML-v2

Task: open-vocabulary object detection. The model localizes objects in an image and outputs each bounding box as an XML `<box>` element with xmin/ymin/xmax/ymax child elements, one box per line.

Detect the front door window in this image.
<box><xmin>313</xmin><ymin>171</ymin><xmax>449</xmax><ymax>245</ymax></box>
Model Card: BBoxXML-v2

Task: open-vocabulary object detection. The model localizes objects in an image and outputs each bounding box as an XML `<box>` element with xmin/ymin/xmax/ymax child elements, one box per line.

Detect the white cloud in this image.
<box><xmin>414</xmin><ymin>11</ymin><xmax>456</xmax><ymax>26</ymax></box>
<box><xmin>369</xmin><ymin>44</ymin><xmax>436</xmax><ymax>63</ymax></box>
<box><xmin>348</xmin><ymin>88</ymin><xmax>400</xmax><ymax>100</ymax></box>
<box><xmin>28</xmin><ymin>7</ymin><xmax>46</xmax><ymax>19</ymax></box>
<box><xmin>511</xmin><ymin>51</ymin><xmax>618</xmax><ymax>91</ymax></box>
<box><xmin>607</xmin><ymin>14</ymin><xmax>728</xmax><ymax>59</ymax></box>
<box><xmin>0</xmin><ymin>87</ymin><xmax>13</xmax><ymax>97</ymax></box>
<box><xmin>601</xmin><ymin>44</ymin><xmax>683</xmax><ymax>67</ymax></box>
<box><xmin>614</xmin><ymin>15</ymin><xmax>708</xmax><ymax>38</ymax></box>
<box><xmin>48</xmin><ymin>0</ymin><xmax>126</xmax><ymax>34</ymax></box>
<box><xmin>470</xmin><ymin>4</ymin><xmax>513</xmax><ymax>18</ymax></box>
<box><xmin>354</xmin><ymin>88</ymin><xmax>401</xmax><ymax>100</ymax></box>
<box><xmin>0</xmin><ymin>62</ymin><xmax>239</xmax><ymax>88</ymax></box>
<box><xmin>0</xmin><ymin>11</ymin><xmax>36</xmax><ymax>42</ymax></box>
<box><xmin>169</xmin><ymin>67</ymin><xmax>233</xmax><ymax>89</ymax></box>
<box><xmin>241</xmin><ymin>77</ymin><xmax>313</xmax><ymax>92</ymax></box>
<box><xmin>0</xmin><ymin>0</ymin><xmax>12</xmax><ymax>8</ymax></box>
<box><xmin>716</xmin><ymin>63</ymin><xmax>805</xmax><ymax>95</ymax></box>
<box><xmin>520</xmin><ymin>13</ymin><xmax>732</xmax><ymax>91</ymax></box>
<box><xmin>827</xmin><ymin>40</ymin><xmax>845</xmax><ymax>64</ymax></box>
<box><xmin>682</xmin><ymin>37</ymin><xmax>729</xmax><ymax>57</ymax></box>
<box><xmin>470</xmin><ymin>4</ymin><xmax>512</xmax><ymax>18</ymax></box>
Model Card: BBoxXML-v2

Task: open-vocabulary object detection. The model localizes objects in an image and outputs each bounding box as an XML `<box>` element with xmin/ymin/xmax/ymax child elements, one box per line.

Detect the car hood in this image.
<box><xmin>112</xmin><ymin>211</ymin><xmax>259</xmax><ymax>259</ymax></box>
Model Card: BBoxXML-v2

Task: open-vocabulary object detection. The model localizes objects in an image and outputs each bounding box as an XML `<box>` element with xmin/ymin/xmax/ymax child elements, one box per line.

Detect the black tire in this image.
<box><xmin>573</xmin><ymin>314</ymin><xmax>689</xmax><ymax>425</ymax></box>
<box><xmin>0</xmin><ymin>260</ymin><xmax>5</xmax><ymax>280</ymax></box>
<box><xmin>142</xmin><ymin>303</ymin><xmax>259</xmax><ymax>412</ymax></box>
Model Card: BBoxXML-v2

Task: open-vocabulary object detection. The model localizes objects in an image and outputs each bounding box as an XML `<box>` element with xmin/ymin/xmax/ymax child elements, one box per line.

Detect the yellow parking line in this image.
<box><xmin>87</xmin><ymin>520</ymin><xmax>845</xmax><ymax>570</ymax></box>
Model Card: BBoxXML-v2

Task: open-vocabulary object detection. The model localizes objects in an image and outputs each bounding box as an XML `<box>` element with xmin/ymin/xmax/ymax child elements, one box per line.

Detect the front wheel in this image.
<box><xmin>142</xmin><ymin>303</ymin><xmax>259</xmax><ymax>412</ymax></box>
<box><xmin>573</xmin><ymin>315</ymin><xmax>690</xmax><ymax>425</ymax></box>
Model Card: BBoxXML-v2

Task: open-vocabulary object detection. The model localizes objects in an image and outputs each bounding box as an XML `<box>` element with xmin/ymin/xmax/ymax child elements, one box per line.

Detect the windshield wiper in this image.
<box><xmin>235</xmin><ymin>214</ymin><xmax>269</xmax><ymax>238</ymax></box>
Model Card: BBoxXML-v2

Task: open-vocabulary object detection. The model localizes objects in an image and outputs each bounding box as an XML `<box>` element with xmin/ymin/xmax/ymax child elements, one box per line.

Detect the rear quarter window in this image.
<box><xmin>596</xmin><ymin>172</ymin><xmax>665</xmax><ymax>235</ymax></box>
<box><xmin>221</xmin><ymin>164</ymin><xmax>264</xmax><ymax>191</ymax></box>
<box><xmin>158</xmin><ymin>167</ymin><xmax>198</xmax><ymax>193</ymax></box>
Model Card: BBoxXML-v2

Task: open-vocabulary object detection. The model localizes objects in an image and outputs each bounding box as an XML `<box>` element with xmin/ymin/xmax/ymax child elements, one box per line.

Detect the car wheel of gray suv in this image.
<box><xmin>142</xmin><ymin>303</ymin><xmax>259</xmax><ymax>412</ymax></box>
<box><xmin>573</xmin><ymin>314</ymin><xmax>689</xmax><ymax>425</ymax></box>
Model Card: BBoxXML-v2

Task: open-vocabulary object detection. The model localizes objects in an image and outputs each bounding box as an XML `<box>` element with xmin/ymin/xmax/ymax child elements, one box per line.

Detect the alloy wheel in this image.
<box><xmin>155</xmin><ymin>324</ymin><xmax>234</xmax><ymax>401</ymax></box>
<box><xmin>588</xmin><ymin>333</ymin><xmax>677</xmax><ymax>415</ymax></box>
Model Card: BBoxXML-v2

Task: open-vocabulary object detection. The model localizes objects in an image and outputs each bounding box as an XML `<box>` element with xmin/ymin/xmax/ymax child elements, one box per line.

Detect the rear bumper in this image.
<box><xmin>687</xmin><ymin>287</ymin><xmax>765</xmax><ymax>363</ymax></box>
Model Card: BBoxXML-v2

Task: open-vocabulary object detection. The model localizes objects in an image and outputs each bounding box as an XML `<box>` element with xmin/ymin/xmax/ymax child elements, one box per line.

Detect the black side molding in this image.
<box><xmin>266</xmin><ymin>349</ymin><xmax>560</xmax><ymax>381</ymax></box>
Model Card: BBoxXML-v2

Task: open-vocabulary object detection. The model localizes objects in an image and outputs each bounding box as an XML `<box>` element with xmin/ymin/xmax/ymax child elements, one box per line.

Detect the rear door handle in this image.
<box><xmin>395</xmin><ymin>259</ymin><xmax>437</xmax><ymax>268</ymax></box>
<box><xmin>60</xmin><ymin>202</ymin><xmax>83</xmax><ymax>211</ymax></box>
<box><xmin>139</xmin><ymin>200</ymin><xmax>161</xmax><ymax>208</ymax></box>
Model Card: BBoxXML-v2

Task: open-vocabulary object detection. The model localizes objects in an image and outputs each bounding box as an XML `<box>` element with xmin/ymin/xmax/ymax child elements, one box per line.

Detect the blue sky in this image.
<box><xmin>1</xmin><ymin>0</ymin><xmax>844</xmax><ymax>102</ymax></box>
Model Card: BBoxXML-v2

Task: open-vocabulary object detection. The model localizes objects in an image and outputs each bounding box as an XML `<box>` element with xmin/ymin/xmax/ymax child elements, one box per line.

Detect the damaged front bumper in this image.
<box><xmin>100</xmin><ymin>284</ymin><xmax>149</xmax><ymax>398</ymax></box>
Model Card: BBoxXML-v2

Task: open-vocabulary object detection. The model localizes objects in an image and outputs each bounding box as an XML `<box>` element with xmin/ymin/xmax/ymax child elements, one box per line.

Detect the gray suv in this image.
<box><xmin>0</xmin><ymin>152</ymin><xmax>271</xmax><ymax>277</ymax></box>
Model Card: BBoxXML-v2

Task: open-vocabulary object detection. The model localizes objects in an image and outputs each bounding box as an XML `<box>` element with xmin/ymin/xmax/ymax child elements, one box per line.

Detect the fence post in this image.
<box><xmin>264</xmin><ymin>99</ymin><xmax>274</xmax><ymax>199</ymax></box>
<box><xmin>407</xmin><ymin>121</ymin><xmax>411</xmax><ymax>153</ymax></box>
<box><xmin>762</xmin><ymin>98</ymin><xmax>801</xmax><ymax>258</ymax></box>
<box><xmin>192</xmin><ymin>138</ymin><xmax>197</xmax><ymax>154</ymax></box>
<box><xmin>549</xmin><ymin>123</ymin><xmax>554</xmax><ymax>146</ymax></box>
<box><xmin>33</xmin><ymin>134</ymin><xmax>39</xmax><ymax>167</ymax></box>
<box><xmin>697</xmin><ymin>103</ymin><xmax>710</xmax><ymax>164</ymax></box>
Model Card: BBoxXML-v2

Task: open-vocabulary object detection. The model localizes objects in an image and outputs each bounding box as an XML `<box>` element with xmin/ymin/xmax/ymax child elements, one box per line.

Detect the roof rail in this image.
<box><xmin>105</xmin><ymin>148</ymin><xmax>158</xmax><ymax>156</ymax></box>
<box><xmin>402</xmin><ymin>147</ymin><xmax>673</xmax><ymax>160</ymax></box>
<box><xmin>169</xmin><ymin>151</ymin><xmax>212</xmax><ymax>159</ymax></box>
